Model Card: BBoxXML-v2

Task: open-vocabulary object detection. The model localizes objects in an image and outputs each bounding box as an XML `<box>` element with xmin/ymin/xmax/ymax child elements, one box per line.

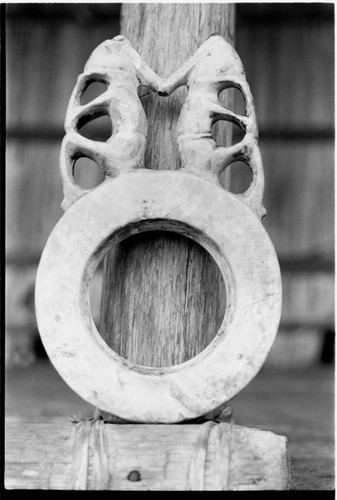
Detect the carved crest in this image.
<box><xmin>60</xmin><ymin>36</ymin><xmax>265</xmax><ymax>219</ymax></box>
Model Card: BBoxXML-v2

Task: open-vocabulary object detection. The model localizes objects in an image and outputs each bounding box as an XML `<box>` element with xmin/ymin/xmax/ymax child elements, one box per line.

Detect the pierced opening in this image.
<box><xmin>81</xmin><ymin>81</ymin><xmax>108</xmax><ymax>105</ymax></box>
<box><xmin>220</xmin><ymin>160</ymin><xmax>253</xmax><ymax>194</ymax></box>
<box><xmin>218</xmin><ymin>87</ymin><xmax>247</xmax><ymax>117</ymax></box>
<box><xmin>73</xmin><ymin>157</ymin><xmax>105</xmax><ymax>189</ymax></box>
<box><xmin>137</xmin><ymin>85</ymin><xmax>151</xmax><ymax>100</ymax></box>
<box><xmin>212</xmin><ymin>120</ymin><xmax>245</xmax><ymax>147</ymax></box>
<box><xmin>212</xmin><ymin>87</ymin><xmax>247</xmax><ymax>147</ymax></box>
<box><xmin>137</xmin><ymin>85</ymin><xmax>154</xmax><ymax>125</ymax></box>
<box><xmin>78</xmin><ymin>114</ymin><xmax>112</xmax><ymax>142</ymax></box>
<box><xmin>141</xmin><ymin>85</ymin><xmax>188</xmax><ymax>168</ymax></box>
<box><xmin>89</xmin><ymin>225</ymin><xmax>228</xmax><ymax>369</ymax></box>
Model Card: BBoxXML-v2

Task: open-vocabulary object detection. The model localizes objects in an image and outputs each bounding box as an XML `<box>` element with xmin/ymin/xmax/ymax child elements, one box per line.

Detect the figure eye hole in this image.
<box><xmin>81</xmin><ymin>81</ymin><xmax>108</xmax><ymax>105</ymax></box>
<box><xmin>218</xmin><ymin>87</ymin><xmax>247</xmax><ymax>116</ymax></box>
<box><xmin>211</xmin><ymin>120</ymin><xmax>245</xmax><ymax>148</ymax></box>
<box><xmin>219</xmin><ymin>160</ymin><xmax>253</xmax><ymax>193</ymax></box>
<box><xmin>211</xmin><ymin>86</ymin><xmax>247</xmax><ymax>148</ymax></box>
<box><xmin>77</xmin><ymin>113</ymin><xmax>113</xmax><ymax>142</ymax></box>
<box><xmin>137</xmin><ymin>85</ymin><xmax>152</xmax><ymax>100</ymax></box>
<box><xmin>73</xmin><ymin>157</ymin><xmax>105</xmax><ymax>189</ymax></box>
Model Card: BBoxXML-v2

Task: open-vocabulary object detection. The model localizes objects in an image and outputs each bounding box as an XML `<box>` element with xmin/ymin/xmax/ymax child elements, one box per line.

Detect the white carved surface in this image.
<box><xmin>35</xmin><ymin>36</ymin><xmax>282</xmax><ymax>423</ymax></box>
<box><xmin>60</xmin><ymin>36</ymin><xmax>265</xmax><ymax>218</ymax></box>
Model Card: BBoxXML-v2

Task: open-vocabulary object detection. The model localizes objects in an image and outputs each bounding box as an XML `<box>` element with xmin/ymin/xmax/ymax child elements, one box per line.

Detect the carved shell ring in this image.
<box><xmin>35</xmin><ymin>36</ymin><xmax>282</xmax><ymax>423</ymax></box>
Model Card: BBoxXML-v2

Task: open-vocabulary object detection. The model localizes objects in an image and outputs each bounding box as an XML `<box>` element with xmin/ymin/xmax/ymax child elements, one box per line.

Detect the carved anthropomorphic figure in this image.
<box><xmin>61</xmin><ymin>36</ymin><xmax>265</xmax><ymax>217</ymax></box>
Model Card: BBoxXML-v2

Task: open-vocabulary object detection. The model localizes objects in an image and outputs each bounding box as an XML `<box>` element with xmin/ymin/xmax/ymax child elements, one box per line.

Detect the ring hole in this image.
<box><xmin>73</xmin><ymin>157</ymin><xmax>105</xmax><ymax>189</ymax></box>
<box><xmin>81</xmin><ymin>81</ymin><xmax>108</xmax><ymax>105</ymax></box>
<box><xmin>218</xmin><ymin>87</ymin><xmax>247</xmax><ymax>117</ymax></box>
<box><xmin>89</xmin><ymin>229</ymin><xmax>227</xmax><ymax>368</ymax></box>
<box><xmin>78</xmin><ymin>114</ymin><xmax>112</xmax><ymax>142</ymax></box>
<box><xmin>220</xmin><ymin>160</ymin><xmax>253</xmax><ymax>194</ymax></box>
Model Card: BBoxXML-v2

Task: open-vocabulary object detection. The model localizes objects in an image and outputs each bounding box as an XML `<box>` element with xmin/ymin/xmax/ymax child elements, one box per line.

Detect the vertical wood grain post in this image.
<box><xmin>100</xmin><ymin>4</ymin><xmax>235</xmax><ymax>369</ymax></box>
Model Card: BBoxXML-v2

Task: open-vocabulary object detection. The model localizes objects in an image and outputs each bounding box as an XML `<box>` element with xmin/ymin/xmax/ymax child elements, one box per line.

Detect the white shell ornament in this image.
<box><xmin>35</xmin><ymin>36</ymin><xmax>282</xmax><ymax>423</ymax></box>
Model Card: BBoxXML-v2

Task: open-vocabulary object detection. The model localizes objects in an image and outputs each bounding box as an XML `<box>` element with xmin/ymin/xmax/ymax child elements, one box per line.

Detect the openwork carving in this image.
<box><xmin>60</xmin><ymin>36</ymin><xmax>265</xmax><ymax>218</ymax></box>
<box><xmin>36</xmin><ymin>36</ymin><xmax>281</xmax><ymax>423</ymax></box>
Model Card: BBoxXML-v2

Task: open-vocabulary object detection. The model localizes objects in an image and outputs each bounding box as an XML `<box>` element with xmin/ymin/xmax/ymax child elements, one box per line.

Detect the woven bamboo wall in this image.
<box><xmin>6</xmin><ymin>4</ymin><xmax>121</xmax><ymax>366</ymax></box>
<box><xmin>5</xmin><ymin>4</ymin><xmax>334</xmax><ymax>368</ymax></box>
<box><xmin>235</xmin><ymin>5</ymin><xmax>334</xmax><ymax>367</ymax></box>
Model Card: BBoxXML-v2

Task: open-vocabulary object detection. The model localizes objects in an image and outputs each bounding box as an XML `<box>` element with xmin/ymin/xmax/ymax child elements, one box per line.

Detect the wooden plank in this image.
<box><xmin>5</xmin><ymin>423</ymin><xmax>76</xmax><ymax>463</ymax></box>
<box><xmin>6</xmin><ymin>140</ymin><xmax>63</xmax><ymax>255</ymax></box>
<box><xmin>6</xmin><ymin>16</ymin><xmax>120</xmax><ymax>129</ymax></box>
<box><xmin>6</xmin><ymin>140</ymin><xmax>107</xmax><ymax>255</ymax></box>
<box><xmin>236</xmin><ymin>21</ymin><xmax>334</xmax><ymax>129</ymax></box>
<box><xmin>100</xmin><ymin>2</ymin><xmax>235</xmax><ymax>368</ymax></box>
<box><xmin>266</xmin><ymin>327</ymin><xmax>325</xmax><ymax>369</ymax></box>
<box><xmin>261</xmin><ymin>141</ymin><xmax>334</xmax><ymax>257</ymax></box>
<box><xmin>5</xmin><ymin>421</ymin><xmax>289</xmax><ymax>490</ymax></box>
<box><xmin>280</xmin><ymin>273</ymin><xmax>334</xmax><ymax>327</ymax></box>
<box><xmin>5</xmin><ymin>463</ymin><xmax>73</xmax><ymax>490</ymax></box>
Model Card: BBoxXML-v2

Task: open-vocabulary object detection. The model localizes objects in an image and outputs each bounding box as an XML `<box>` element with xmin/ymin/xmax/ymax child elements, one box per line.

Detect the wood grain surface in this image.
<box><xmin>99</xmin><ymin>3</ymin><xmax>235</xmax><ymax>367</ymax></box>
<box><xmin>5</xmin><ymin>420</ymin><xmax>289</xmax><ymax>490</ymax></box>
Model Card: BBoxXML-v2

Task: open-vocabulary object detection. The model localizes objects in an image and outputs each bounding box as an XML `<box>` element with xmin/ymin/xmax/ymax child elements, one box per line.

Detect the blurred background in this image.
<box><xmin>5</xmin><ymin>3</ymin><xmax>334</xmax><ymax>490</ymax></box>
<box><xmin>6</xmin><ymin>2</ymin><xmax>334</xmax><ymax>369</ymax></box>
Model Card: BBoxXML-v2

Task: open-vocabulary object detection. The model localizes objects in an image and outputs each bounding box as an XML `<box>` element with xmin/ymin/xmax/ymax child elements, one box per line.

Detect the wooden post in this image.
<box><xmin>100</xmin><ymin>3</ymin><xmax>235</xmax><ymax>368</ymax></box>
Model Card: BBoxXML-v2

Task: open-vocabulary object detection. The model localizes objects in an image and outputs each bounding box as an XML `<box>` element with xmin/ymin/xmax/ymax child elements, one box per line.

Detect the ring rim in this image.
<box><xmin>35</xmin><ymin>170</ymin><xmax>282</xmax><ymax>423</ymax></box>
